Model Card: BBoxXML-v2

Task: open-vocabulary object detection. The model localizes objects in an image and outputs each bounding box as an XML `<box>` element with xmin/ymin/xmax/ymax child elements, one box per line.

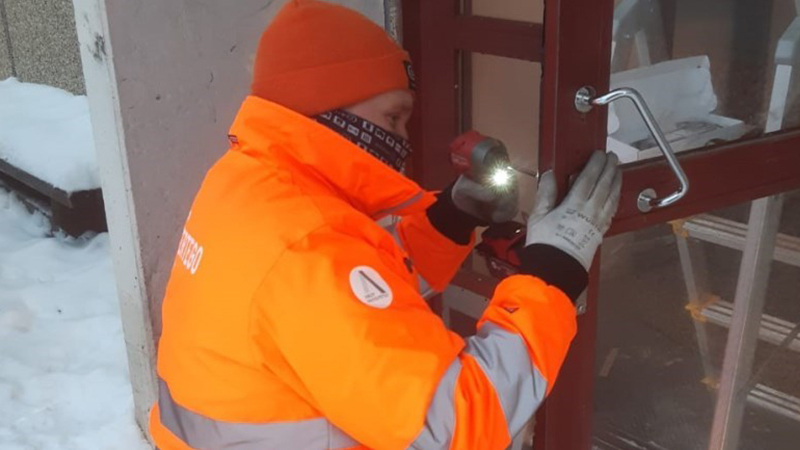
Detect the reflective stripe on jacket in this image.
<box><xmin>150</xmin><ymin>97</ymin><xmax>577</xmax><ymax>450</ymax></box>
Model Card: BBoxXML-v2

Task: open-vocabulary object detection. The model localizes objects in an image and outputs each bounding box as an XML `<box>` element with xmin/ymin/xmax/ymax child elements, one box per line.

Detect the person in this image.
<box><xmin>149</xmin><ymin>1</ymin><xmax>622</xmax><ymax>449</ymax></box>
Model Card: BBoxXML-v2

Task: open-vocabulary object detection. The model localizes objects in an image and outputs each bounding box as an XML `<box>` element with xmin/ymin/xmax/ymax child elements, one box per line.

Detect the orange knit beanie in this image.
<box><xmin>251</xmin><ymin>0</ymin><xmax>415</xmax><ymax>116</ymax></box>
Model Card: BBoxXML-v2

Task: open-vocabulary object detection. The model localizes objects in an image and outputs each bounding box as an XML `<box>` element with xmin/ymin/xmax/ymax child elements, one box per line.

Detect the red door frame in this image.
<box><xmin>403</xmin><ymin>0</ymin><xmax>800</xmax><ymax>448</ymax></box>
<box><xmin>403</xmin><ymin>1</ymin><xmax>611</xmax><ymax>448</ymax></box>
<box><xmin>534</xmin><ymin>1</ymin><xmax>612</xmax><ymax>448</ymax></box>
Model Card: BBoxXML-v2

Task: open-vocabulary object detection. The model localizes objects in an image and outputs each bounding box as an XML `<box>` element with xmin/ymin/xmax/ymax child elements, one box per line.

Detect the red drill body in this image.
<box><xmin>449</xmin><ymin>131</ymin><xmax>512</xmax><ymax>185</ymax></box>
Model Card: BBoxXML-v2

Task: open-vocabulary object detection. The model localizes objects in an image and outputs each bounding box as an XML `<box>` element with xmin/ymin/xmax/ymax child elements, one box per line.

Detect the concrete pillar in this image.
<box><xmin>72</xmin><ymin>0</ymin><xmax>391</xmax><ymax>439</ymax></box>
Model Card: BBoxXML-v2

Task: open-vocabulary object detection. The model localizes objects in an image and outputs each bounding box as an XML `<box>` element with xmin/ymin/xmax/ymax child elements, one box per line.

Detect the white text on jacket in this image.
<box><xmin>177</xmin><ymin>227</ymin><xmax>204</xmax><ymax>275</ymax></box>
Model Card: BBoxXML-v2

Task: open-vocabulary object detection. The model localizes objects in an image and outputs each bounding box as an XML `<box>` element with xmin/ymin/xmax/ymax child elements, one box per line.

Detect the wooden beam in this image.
<box><xmin>0</xmin><ymin>158</ymin><xmax>72</xmax><ymax>207</ymax></box>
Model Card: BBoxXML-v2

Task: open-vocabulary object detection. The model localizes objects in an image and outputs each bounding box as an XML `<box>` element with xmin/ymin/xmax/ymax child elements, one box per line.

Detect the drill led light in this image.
<box><xmin>490</xmin><ymin>167</ymin><xmax>512</xmax><ymax>187</ymax></box>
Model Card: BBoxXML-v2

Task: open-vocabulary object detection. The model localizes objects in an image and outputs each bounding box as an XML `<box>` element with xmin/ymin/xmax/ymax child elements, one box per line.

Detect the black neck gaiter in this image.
<box><xmin>314</xmin><ymin>109</ymin><xmax>412</xmax><ymax>173</ymax></box>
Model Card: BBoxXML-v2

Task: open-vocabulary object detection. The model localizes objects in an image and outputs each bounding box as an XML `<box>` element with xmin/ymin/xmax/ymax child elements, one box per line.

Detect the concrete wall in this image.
<box><xmin>73</xmin><ymin>0</ymin><xmax>389</xmax><ymax>438</ymax></box>
<box><xmin>97</xmin><ymin>0</ymin><xmax>384</xmax><ymax>342</ymax></box>
<box><xmin>0</xmin><ymin>0</ymin><xmax>84</xmax><ymax>94</ymax></box>
<box><xmin>0</xmin><ymin>2</ymin><xmax>11</xmax><ymax>80</ymax></box>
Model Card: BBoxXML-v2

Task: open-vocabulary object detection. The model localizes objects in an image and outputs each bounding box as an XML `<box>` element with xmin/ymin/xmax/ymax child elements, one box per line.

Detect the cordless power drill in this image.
<box><xmin>448</xmin><ymin>130</ymin><xmax>535</xmax><ymax>278</ymax></box>
<box><xmin>449</xmin><ymin>131</ymin><xmax>513</xmax><ymax>187</ymax></box>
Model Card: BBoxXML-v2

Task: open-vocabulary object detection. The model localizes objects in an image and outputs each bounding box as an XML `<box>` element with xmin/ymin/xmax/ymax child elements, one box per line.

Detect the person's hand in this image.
<box><xmin>525</xmin><ymin>151</ymin><xmax>622</xmax><ymax>270</ymax></box>
<box><xmin>451</xmin><ymin>174</ymin><xmax>519</xmax><ymax>224</ymax></box>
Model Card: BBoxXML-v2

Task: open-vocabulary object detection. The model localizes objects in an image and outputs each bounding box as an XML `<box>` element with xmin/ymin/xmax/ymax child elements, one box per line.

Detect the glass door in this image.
<box><xmin>591</xmin><ymin>1</ymin><xmax>800</xmax><ymax>449</ymax></box>
<box><xmin>403</xmin><ymin>0</ymin><xmax>800</xmax><ymax>449</ymax></box>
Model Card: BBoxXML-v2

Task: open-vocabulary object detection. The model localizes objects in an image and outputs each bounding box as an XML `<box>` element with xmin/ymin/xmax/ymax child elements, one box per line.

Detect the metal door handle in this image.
<box><xmin>574</xmin><ymin>86</ymin><xmax>690</xmax><ymax>213</ymax></box>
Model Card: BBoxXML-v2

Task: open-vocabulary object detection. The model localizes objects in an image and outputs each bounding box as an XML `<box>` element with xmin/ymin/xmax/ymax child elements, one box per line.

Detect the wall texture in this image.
<box><xmin>74</xmin><ymin>0</ymin><xmax>387</xmax><ymax>437</ymax></box>
<box><xmin>0</xmin><ymin>0</ymin><xmax>84</xmax><ymax>94</ymax></box>
<box><xmin>0</xmin><ymin>0</ymin><xmax>12</xmax><ymax>80</ymax></box>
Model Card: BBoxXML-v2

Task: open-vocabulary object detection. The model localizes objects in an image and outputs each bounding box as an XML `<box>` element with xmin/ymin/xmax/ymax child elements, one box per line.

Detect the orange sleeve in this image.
<box><xmin>478</xmin><ymin>275</ymin><xmax>578</xmax><ymax>394</ymax></box>
<box><xmin>396</xmin><ymin>209</ymin><xmax>474</xmax><ymax>292</ymax></box>
<box><xmin>412</xmin><ymin>275</ymin><xmax>577</xmax><ymax>449</ymax></box>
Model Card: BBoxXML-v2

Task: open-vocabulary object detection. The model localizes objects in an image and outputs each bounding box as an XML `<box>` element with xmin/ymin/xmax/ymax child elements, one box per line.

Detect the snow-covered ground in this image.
<box><xmin>0</xmin><ymin>189</ymin><xmax>149</xmax><ymax>450</ymax></box>
<box><xmin>0</xmin><ymin>78</ymin><xmax>99</xmax><ymax>193</ymax></box>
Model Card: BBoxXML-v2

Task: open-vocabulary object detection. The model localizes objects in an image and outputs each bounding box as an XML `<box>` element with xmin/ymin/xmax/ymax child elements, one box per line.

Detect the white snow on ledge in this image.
<box><xmin>0</xmin><ymin>189</ymin><xmax>149</xmax><ymax>449</ymax></box>
<box><xmin>0</xmin><ymin>78</ymin><xmax>100</xmax><ymax>193</ymax></box>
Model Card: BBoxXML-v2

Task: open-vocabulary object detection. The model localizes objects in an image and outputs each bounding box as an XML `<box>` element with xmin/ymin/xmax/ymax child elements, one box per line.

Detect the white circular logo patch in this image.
<box><xmin>349</xmin><ymin>266</ymin><xmax>393</xmax><ymax>309</ymax></box>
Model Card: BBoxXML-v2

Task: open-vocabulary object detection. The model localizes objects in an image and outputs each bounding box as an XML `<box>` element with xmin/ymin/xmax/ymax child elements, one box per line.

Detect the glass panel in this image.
<box><xmin>462</xmin><ymin>0</ymin><xmax>544</xmax><ymax>23</ymax></box>
<box><xmin>594</xmin><ymin>190</ymin><xmax>800</xmax><ymax>449</ymax></box>
<box><xmin>466</xmin><ymin>52</ymin><xmax>541</xmax><ymax>216</ymax></box>
<box><xmin>608</xmin><ymin>0</ymin><xmax>800</xmax><ymax>164</ymax></box>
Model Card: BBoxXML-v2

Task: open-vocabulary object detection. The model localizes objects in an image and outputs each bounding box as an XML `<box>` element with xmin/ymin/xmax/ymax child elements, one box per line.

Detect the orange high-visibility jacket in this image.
<box><xmin>150</xmin><ymin>96</ymin><xmax>582</xmax><ymax>450</ymax></box>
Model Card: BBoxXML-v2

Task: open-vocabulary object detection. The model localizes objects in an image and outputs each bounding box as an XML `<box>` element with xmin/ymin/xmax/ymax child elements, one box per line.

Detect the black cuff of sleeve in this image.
<box><xmin>426</xmin><ymin>185</ymin><xmax>487</xmax><ymax>245</ymax></box>
<box><xmin>517</xmin><ymin>244</ymin><xmax>588</xmax><ymax>302</ymax></box>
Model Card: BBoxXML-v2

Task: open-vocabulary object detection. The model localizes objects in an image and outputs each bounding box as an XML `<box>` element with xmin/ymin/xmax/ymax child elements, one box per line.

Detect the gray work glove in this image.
<box><xmin>525</xmin><ymin>151</ymin><xmax>622</xmax><ymax>270</ymax></box>
<box><xmin>451</xmin><ymin>174</ymin><xmax>520</xmax><ymax>224</ymax></box>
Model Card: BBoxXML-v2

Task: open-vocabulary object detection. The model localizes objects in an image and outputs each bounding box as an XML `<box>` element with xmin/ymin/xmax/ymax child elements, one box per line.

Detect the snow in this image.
<box><xmin>0</xmin><ymin>189</ymin><xmax>149</xmax><ymax>449</ymax></box>
<box><xmin>0</xmin><ymin>78</ymin><xmax>100</xmax><ymax>193</ymax></box>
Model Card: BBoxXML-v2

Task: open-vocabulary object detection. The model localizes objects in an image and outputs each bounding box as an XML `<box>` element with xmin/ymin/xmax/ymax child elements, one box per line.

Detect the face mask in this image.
<box><xmin>314</xmin><ymin>109</ymin><xmax>412</xmax><ymax>173</ymax></box>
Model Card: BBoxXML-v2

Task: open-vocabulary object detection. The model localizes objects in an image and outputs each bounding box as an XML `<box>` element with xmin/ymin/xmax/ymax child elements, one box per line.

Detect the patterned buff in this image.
<box><xmin>314</xmin><ymin>109</ymin><xmax>412</xmax><ymax>172</ymax></box>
